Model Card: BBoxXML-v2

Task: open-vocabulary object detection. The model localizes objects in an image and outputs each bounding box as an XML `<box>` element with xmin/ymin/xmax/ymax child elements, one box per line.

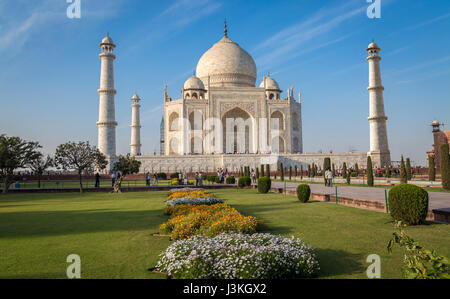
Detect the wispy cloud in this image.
<box><xmin>387</xmin><ymin>55</ymin><xmax>450</xmax><ymax>76</ymax></box>
<box><xmin>254</xmin><ymin>2</ymin><xmax>366</xmax><ymax>71</ymax></box>
<box><xmin>390</xmin><ymin>12</ymin><xmax>450</xmax><ymax>35</ymax></box>
<box><xmin>125</xmin><ymin>0</ymin><xmax>221</xmax><ymax>54</ymax></box>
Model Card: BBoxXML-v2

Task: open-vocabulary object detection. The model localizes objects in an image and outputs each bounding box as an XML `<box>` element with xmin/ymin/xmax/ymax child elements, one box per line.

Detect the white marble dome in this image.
<box><xmin>367</xmin><ymin>42</ymin><xmax>380</xmax><ymax>51</ymax></box>
<box><xmin>101</xmin><ymin>35</ymin><xmax>115</xmax><ymax>45</ymax></box>
<box><xmin>259</xmin><ymin>76</ymin><xmax>280</xmax><ymax>90</ymax></box>
<box><xmin>184</xmin><ymin>75</ymin><xmax>205</xmax><ymax>90</ymax></box>
<box><xmin>196</xmin><ymin>36</ymin><xmax>257</xmax><ymax>87</ymax></box>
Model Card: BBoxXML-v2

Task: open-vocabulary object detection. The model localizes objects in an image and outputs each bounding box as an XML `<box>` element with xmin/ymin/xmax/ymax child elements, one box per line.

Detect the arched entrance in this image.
<box><xmin>222</xmin><ymin>107</ymin><xmax>254</xmax><ymax>154</ymax></box>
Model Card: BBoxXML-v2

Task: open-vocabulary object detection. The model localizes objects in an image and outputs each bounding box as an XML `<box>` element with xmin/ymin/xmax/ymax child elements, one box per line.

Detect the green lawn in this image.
<box><xmin>0</xmin><ymin>189</ymin><xmax>448</xmax><ymax>279</ymax></box>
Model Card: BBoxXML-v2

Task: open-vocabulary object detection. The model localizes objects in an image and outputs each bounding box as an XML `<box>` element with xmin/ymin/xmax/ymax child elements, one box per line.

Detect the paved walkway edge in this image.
<box><xmin>270</xmin><ymin>187</ymin><xmax>450</xmax><ymax>224</ymax></box>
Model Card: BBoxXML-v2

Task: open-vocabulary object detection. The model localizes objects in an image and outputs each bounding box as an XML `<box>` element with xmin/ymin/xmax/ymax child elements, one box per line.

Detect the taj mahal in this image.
<box><xmin>96</xmin><ymin>24</ymin><xmax>391</xmax><ymax>174</ymax></box>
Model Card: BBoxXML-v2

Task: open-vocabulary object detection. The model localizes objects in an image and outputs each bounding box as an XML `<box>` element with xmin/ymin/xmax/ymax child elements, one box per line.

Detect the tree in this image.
<box><xmin>29</xmin><ymin>153</ymin><xmax>53</xmax><ymax>188</ymax></box>
<box><xmin>441</xmin><ymin>144</ymin><xmax>450</xmax><ymax>190</ymax></box>
<box><xmin>300</xmin><ymin>165</ymin><xmax>303</xmax><ymax>180</ymax></box>
<box><xmin>260</xmin><ymin>165</ymin><xmax>265</xmax><ymax>177</ymax></box>
<box><xmin>55</xmin><ymin>141</ymin><xmax>107</xmax><ymax>193</ymax></box>
<box><xmin>367</xmin><ymin>156</ymin><xmax>374</xmax><ymax>187</ymax></box>
<box><xmin>428</xmin><ymin>156</ymin><xmax>436</xmax><ymax>182</ymax></box>
<box><xmin>112</xmin><ymin>155</ymin><xmax>141</xmax><ymax>193</ymax></box>
<box><xmin>0</xmin><ymin>135</ymin><xmax>41</xmax><ymax>194</ymax></box>
<box><xmin>406</xmin><ymin>158</ymin><xmax>412</xmax><ymax>180</ymax></box>
<box><xmin>266</xmin><ymin>164</ymin><xmax>270</xmax><ymax>178</ymax></box>
<box><xmin>256</xmin><ymin>167</ymin><xmax>260</xmax><ymax>179</ymax></box>
<box><xmin>332</xmin><ymin>164</ymin><xmax>336</xmax><ymax>177</ymax></box>
<box><xmin>294</xmin><ymin>165</ymin><xmax>298</xmax><ymax>178</ymax></box>
<box><xmin>280</xmin><ymin>162</ymin><xmax>285</xmax><ymax>181</ymax></box>
<box><xmin>384</xmin><ymin>165</ymin><xmax>392</xmax><ymax>178</ymax></box>
<box><xmin>355</xmin><ymin>163</ymin><xmax>359</xmax><ymax>176</ymax></box>
<box><xmin>400</xmin><ymin>155</ymin><xmax>407</xmax><ymax>183</ymax></box>
<box><xmin>343</xmin><ymin>162</ymin><xmax>347</xmax><ymax>179</ymax></box>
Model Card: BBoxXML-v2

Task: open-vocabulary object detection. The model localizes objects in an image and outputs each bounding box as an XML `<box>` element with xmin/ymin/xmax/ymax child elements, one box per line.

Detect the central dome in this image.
<box><xmin>196</xmin><ymin>36</ymin><xmax>257</xmax><ymax>88</ymax></box>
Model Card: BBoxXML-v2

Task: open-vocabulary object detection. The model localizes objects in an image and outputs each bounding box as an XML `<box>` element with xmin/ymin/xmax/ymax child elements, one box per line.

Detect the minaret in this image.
<box><xmin>130</xmin><ymin>93</ymin><xmax>142</xmax><ymax>157</ymax></box>
<box><xmin>97</xmin><ymin>33</ymin><xmax>118</xmax><ymax>170</ymax></box>
<box><xmin>366</xmin><ymin>41</ymin><xmax>391</xmax><ymax>167</ymax></box>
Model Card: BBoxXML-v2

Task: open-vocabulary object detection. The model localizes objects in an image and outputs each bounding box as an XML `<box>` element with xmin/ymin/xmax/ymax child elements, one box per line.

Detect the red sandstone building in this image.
<box><xmin>427</xmin><ymin>120</ymin><xmax>450</xmax><ymax>168</ymax></box>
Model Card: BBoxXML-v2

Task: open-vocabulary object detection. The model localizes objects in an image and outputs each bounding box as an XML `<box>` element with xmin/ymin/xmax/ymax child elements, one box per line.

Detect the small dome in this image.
<box><xmin>101</xmin><ymin>34</ymin><xmax>115</xmax><ymax>46</ymax></box>
<box><xmin>184</xmin><ymin>75</ymin><xmax>205</xmax><ymax>90</ymax></box>
<box><xmin>259</xmin><ymin>76</ymin><xmax>280</xmax><ymax>90</ymax></box>
<box><xmin>432</xmin><ymin>120</ymin><xmax>440</xmax><ymax>126</ymax></box>
<box><xmin>367</xmin><ymin>41</ymin><xmax>380</xmax><ymax>51</ymax></box>
<box><xmin>131</xmin><ymin>93</ymin><xmax>141</xmax><ymax>101</ymax></box>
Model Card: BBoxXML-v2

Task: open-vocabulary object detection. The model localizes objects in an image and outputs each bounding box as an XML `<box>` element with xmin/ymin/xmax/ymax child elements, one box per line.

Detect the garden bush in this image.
<box><xmin>238</xmin><ymin>176</ymin><xmax>251</xmax><ymax>188</ymax></box>
<box><xmin>156</xmin><ymin>233</ymin><xmax>320</xmax><ymax>279</ymax></box>
<box><xmin>157</xmin><ymin>173</ymin><xmax>167</xmax><ymax>180</ymax></box>
<box><xmin>388</xmin><ymin>184</ymin><xmax>429</xmax><ymax>225</ymax></box>
<box><xmin>226</xmin><ymin>176</ymin><xmax>236</xmax><ymax>184</ymax></box>
<box><xmin>257</xmin><ymin>177</ymin><xmax>271</xmax><ymax>193</ymax></box>
<box><xmin>170</xmin><ymin>173</ymin><xmax>179</xmax><ymax>179</ymax></box>
<box><xmin>159</xmin><ymin>204</ymin><xmax>258</xmax><ymax>240</ymax></box>
<box><xmin>296</xmin><ymin>184</ymin><xmax>311</xmax><ymax>203</ymax></box>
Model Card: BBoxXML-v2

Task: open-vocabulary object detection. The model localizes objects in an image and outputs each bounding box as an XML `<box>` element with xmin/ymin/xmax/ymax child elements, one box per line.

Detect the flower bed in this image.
<box><xmin>166</xmin><ymin>197</ymin><xmax>224</xmax><ymax>207</ymax></box>
<box><xmin>160</xmin><ymin>204</ymin><xmax>258</xmax><ymax>240</ymax></box>
<box><xmin>156</xmin><ymin>233</ymin><xmax>320</xmax><ymax>279</ymax></box>
<box><xmin>168</xmin><ymin>189</ymin><xmax>212</xmax><ymax>201</ymax></box>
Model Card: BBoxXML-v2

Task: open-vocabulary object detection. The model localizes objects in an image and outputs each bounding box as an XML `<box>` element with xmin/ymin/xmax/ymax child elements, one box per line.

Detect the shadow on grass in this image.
<box><xmin>315</xmin><ymin>248</ymin><xmax>365</xmax><ymax>278</ymax></box>
<box><xmin>0</xmin><ymin>209</ymin><xmax>166</xmax><ymax>238</ymax></box>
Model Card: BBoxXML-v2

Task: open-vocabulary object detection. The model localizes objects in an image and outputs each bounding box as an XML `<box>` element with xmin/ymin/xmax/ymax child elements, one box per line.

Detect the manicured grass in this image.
<box><xmin>0</xmin><ymin>189</ymin><xmax>449</xmax><ymax>279</ymax></box>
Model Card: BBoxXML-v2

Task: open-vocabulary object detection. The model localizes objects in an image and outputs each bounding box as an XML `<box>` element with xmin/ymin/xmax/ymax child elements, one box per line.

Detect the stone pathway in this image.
<box><xmin>272</xmin><ymin>181</ymin><xmax>450</xmax><ymax>212</ymax></box>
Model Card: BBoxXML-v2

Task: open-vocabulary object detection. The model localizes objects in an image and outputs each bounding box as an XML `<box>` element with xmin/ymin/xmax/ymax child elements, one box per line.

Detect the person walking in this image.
<box><xmin>95</xmin><ymin>172</ymin><xmax>100</xmax><ymax>188</ymax></box>
<box><xmin>153</xmin><ymin>173</ymin><xmax>158</xmax><ymax>186</ymax></box>
<box><xmin>251</xmin><ymin>170</ymin><xmax>256</xmax><ymax>185</ymax></box>
<box><xmin>146</xmin><ymin>172</ymin><xmax>151</xmax><ymax>186</ymax></box>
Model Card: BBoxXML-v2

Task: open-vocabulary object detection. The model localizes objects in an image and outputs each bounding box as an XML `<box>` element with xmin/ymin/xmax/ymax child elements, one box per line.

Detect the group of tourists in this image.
<box><xmin>145</xmin><ymin>172</ymin><xmax>159</xmax><ymax>186</ymax></box>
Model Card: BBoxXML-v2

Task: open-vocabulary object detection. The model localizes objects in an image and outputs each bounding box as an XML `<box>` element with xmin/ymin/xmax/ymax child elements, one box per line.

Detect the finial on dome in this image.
<box><xmin>224</xmin><ymin>19</ymin><xmax>228</xmax><ymax>37</ymax></box>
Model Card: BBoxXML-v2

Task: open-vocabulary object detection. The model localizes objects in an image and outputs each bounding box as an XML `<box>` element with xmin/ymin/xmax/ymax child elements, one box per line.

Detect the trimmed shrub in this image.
<box><xmin>257</xmin><ymin>177</ymin><xmax>272</xmax><ymax>194</ymax></box>
<box><xmin>428</xmin><ymin>156</ymin><xmax>436</xmax><ymax>182</ymax></box>
<box><xmin>400</xmin><ymin>155</ymin><xmax>407</xmax><ymax>182</ymax></box>
<box><xmin>295</xmin><ymin>165</ymin><xmax>298</xmax><ymax>177</ymax></box>
<box><xmin>280</xmin><ymin>163</ymin><xmax>285</xmax><ymax>181</ymax></box>
<box><xmin>388</xmin><ymin>184</ymin><xmax>429</xmax><ymax>225</ymax></box>
<box><xmin>226</xmin><ymin>176</ymin><xmax>236</xmax><ymax>184</ymax></box>
<box><xmin>266</xmin><ymin>164</ymin><xmax>270</xmax><ymax>177</ymax></box>
<box><xmin>256</xmin><ymin>167</ymin><xmax>260</xmax><ymax>179</ymax></box>
<box><xmin>170</xmin><ymin>173</ymin><xmax>179</xmax><ymax>179</ymax></box>
<box><xmin>297</xmin><ymin>184</ymin><xmax>311</xmax><ymax>203</ymax></box>
<box><xmin>367</xmin><ymin>156</ymin><xmax>374</xmax><ymax>187</ymax></box>
<box><xmin>441</xmin><ymin>144</ymin><xmax>450</xmax><ymax>190</ymax></box>
<box><xmin>342</xmin><ymin>163</ymin><xmax>347</xmax><ymax>179</ymax></box>
<box><xmin>238</xmin><ymin>176</ymin><xmax>251</xmax><ymax>188</ymax></box>
<box><xmin>406</xmin><ymin>158</ymin><xmax>412</xmax><ymax>180</ymax></box>
<box><xmin>260</xmin><ymin>165</ymin><xmax>265</xmax><ymax>177</ymax></box>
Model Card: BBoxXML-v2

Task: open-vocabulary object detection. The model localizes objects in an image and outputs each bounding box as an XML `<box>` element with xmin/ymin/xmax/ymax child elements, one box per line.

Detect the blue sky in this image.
<box><xmin>0</xmin><ymin>0</ymin><xmax>449</xmax><ymax>166</ymax></box>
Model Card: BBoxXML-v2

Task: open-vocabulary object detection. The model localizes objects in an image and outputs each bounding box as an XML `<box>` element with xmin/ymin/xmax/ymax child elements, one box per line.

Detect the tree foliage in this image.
<box><xmin>112</xmin><ymin>155</ymin><xmax>142</xmax><ymax>193</ymax></box>
<box><xmin>0</xmin><ymin>135</ymin><xmax>41</xmax><ymax>194</ymax></box>
<box><xmin>367</xmin><ymin>156</ymin><xmax>374</xmax><ymax>187</ymax></box>
<box><xmin>55</xmin><ymin>141</ymin><xmax>107</xmax><ymax>193</ymax></box>
<box><xmin>428</xmin><ymin>156</ymin><xmax>436</xmax><ymax>182</ymax></box>
<box><xmin>400</xmin><ymin>155</ymin><xmax>407</xmax><ymax>183</ymax></box>
<box><xmin>441</xmin><ymin>144</ymin><xmax>450</xmax><ymax>190</ymax></box>
<box><xmin>29</xmin><ymin>153</ymin><xmax>54</xmax><ymax>188</ymax></box>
